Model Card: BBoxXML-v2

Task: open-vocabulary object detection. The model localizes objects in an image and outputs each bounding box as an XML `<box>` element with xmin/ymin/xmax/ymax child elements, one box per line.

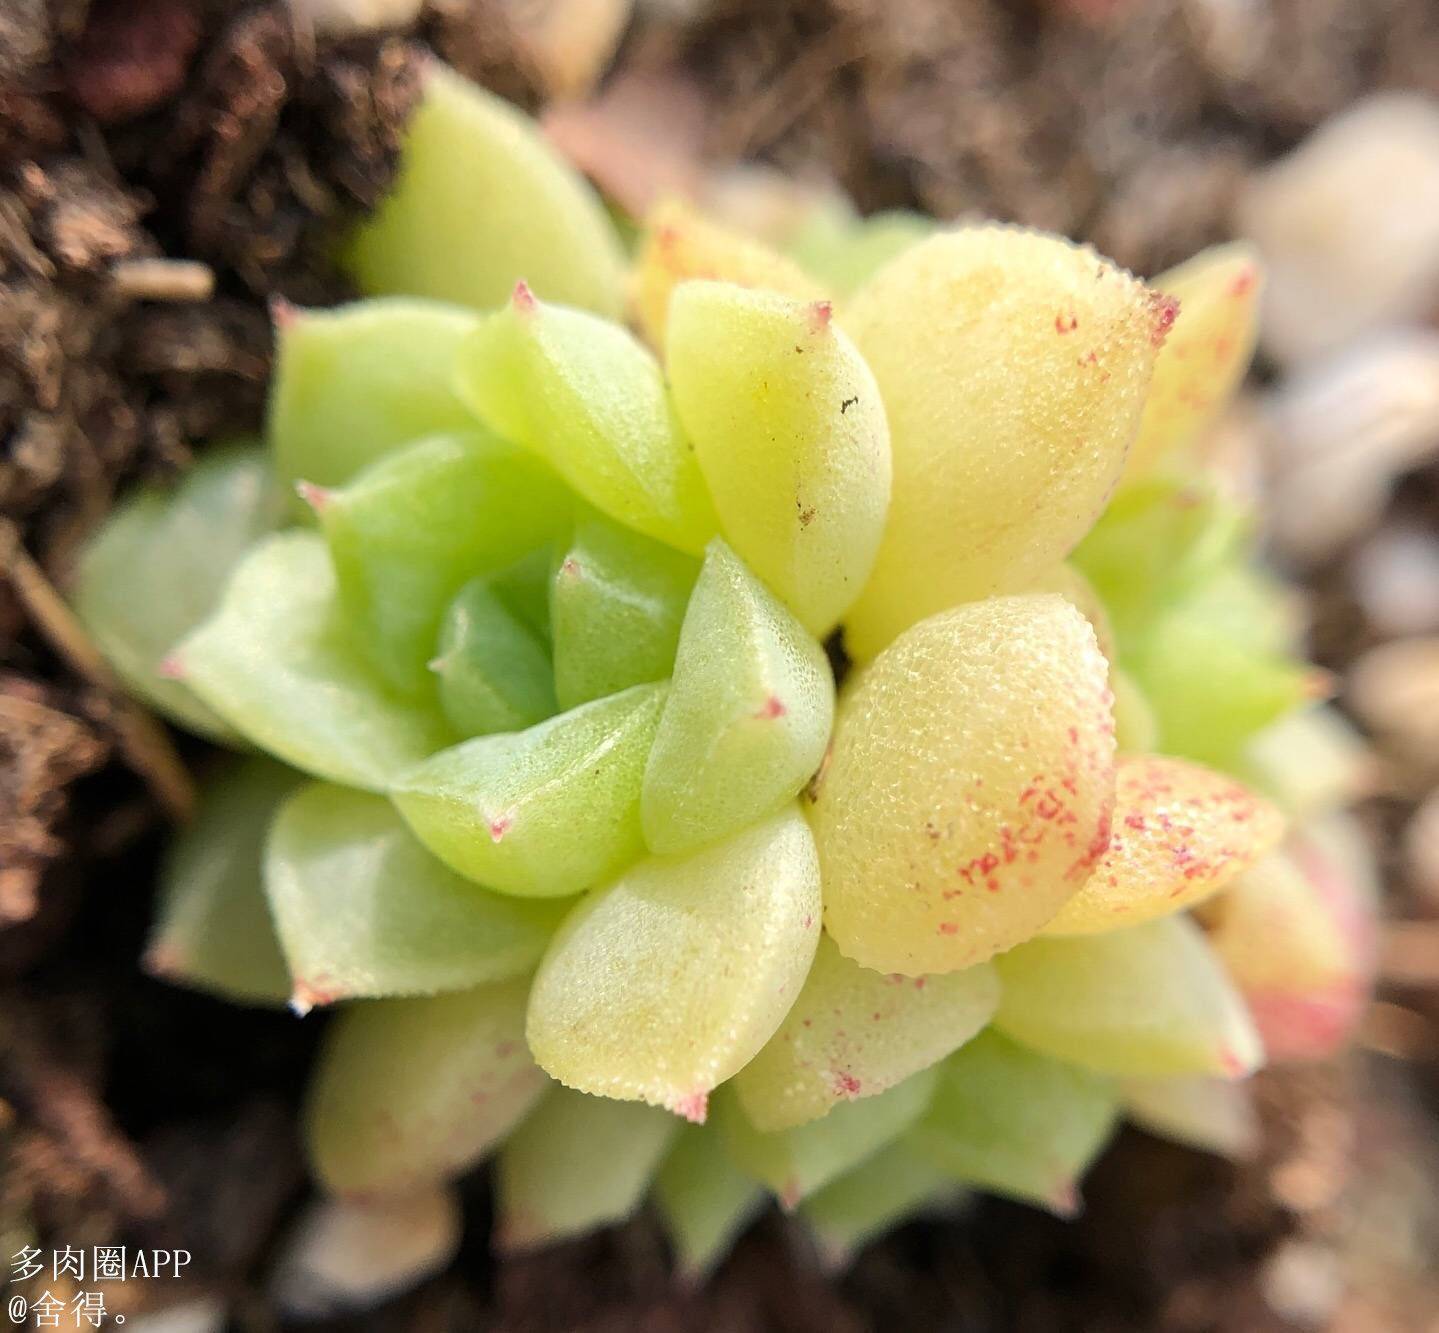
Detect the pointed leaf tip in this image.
<box><xmin>294</xmin><ymin>480</ymin><xmax>332</xmax><ymax>514</ymax></box>
<box><xmin>673</xmin><ymin>1092</ymin><xmax>709</xmax><ymax>1124</ymax></box>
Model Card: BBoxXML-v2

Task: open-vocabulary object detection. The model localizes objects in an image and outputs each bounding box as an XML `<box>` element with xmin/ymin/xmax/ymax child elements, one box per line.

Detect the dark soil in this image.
<box><xmin>3</xmin><ymin>2</ymin><xmax>1439</xmax><ymax>1329</ymax></box>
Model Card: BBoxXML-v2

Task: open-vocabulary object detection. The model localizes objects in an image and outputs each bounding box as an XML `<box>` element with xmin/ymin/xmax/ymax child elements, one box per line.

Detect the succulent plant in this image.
<box><xmin>74</xmin><ymin>62</ymin><xmax>1376</xmax><ymax>1277</ymax></box>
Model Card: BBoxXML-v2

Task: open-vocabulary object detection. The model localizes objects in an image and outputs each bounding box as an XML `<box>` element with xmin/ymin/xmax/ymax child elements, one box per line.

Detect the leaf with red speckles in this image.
<box><xmin>304</xmin><ymin>977</ymin><xmax>546</xmax><ymax>1196</ymax></box>
<box><xmin>641</xmin><ymin>541</ymin><xmax>833</xmax><ymax>856</ymax></box>
<box><xmin>495</xmin><ymin>1087</ymin><xmax>677</xmax><ymax>1251</ymax></box>
<box><xmin>632</xmin><ymin>197</ymin><xmax>826</xmax><ymax>350</ymax></box>
<box><xmin>265</xmin><ymin>783</ymin><xmax>564</xmax><ymax>1009</ymax></box>
<box><xmin>994</xmin><ymin>915</ymin><xmax>1264</xmax><ymax>1079</ymax></box>
<box><xmin>391</xmin><ymin>682</ymin><xmax>666</xmax><ymax>898</ymax></box>
<box><xmin>715</xmin><ymin>1068</ymin><xmax>937</xmax><ymax>1208</ymax></box>
<box><xmin>1044</xmin><ymin>754</ymin><xmax>1285</xmax><ymax>935</ymax></box>
<box><xmin>910</xmin><ymin>1029</ymin><xmax>1118</xmax><ymax>1215</ymax></box>
<box><xmin>1121</xmin><ymin>244</ymin><xmax>1263</xmax><ymax>483</ymax></box>
<box><xmin>840</xmin><ymin>226</ymin><xmax>1165</xmax><ymax>658</ymax></box>
<box><xmin>734</xmin><ymin>933</ymin><xmax>998</xmax><ymax>1132</ymax></box>
<box><xmin>811</xmin><ymin>593</ymin><xmax>1117</xmax><ymax>975</ymax></box>
<box><xmin>526</xmin><ymin>806</ymin><xmax>821</xmax><ymax>1119</ymax></box>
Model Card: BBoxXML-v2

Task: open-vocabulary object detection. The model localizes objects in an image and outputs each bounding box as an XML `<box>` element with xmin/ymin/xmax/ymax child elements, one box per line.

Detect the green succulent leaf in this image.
<box><xmin>305</xmin><ymin>977</ymin><xmax>546</xmax><ymax>1197</ymax></box>
<box><xmin>496</xmin><ymin>1087</ymin><xmax>678</xmax><ymax>1250</ymax></box>
<box><xmin>433</xmin><ymin>573</ymin><xmax>557</xmax><ymax>738</ymax></box>
<box><xmin>734</xmin><ymin>933</ymin><xmax>998</xmax><ymax>1132</ymax></box>
<box><xmin>345</xmin><ymin>64</ymin><xmax>625</xmax><ymax>318</ymax></box>
<box><xmin>550</xmin><ymin>507</ymin><xmax>698</xmax><ymax>711</ymax></box>
<box><xmin>455</xmin><ymin>288</ymin><xmax>717</xmax><ymax>553</ymax></box>
<box><xmin>641</xmin><ymin>540</ymin><xmax>834</xmax><ymax>856</ymax></box>
<box><xmin>268</xmin><ymin>298</ymin><xmax>479</xmax><ymax>499</ymax></box>
<box><xmin>145</xmin><ymin>755</ymin><xmax>299</xmax><ymax>1006</ymax></box>
<box><xmin>716</xmin><ymin>1069</ymin><xmax>937</xmax><ymax>1208</ymax></box>
<box><xmin>654</xmin><ymin>1126</ymin><xmax>765</xmax><ymax>1281</ymax></box>
<box><xmin>175</xmin><ymin>531</ymin><xmax>455</xmax><ymax>791</ymax></box>
<box><xmin>800</xmin><ymin>1138</ymin><xmax>961</xmax><ymax>1270</ymax></box>
<box><xmin>994</xmin><ymin>915</ymin><xmax>1264</xmax><ymax>1079</ymax></box>
<box><xmin>910</xmin><ymin>1030</ymin><xmax>1119</xmax><ymax>1215</ymax></box>
<box><xmin>666</xmin><ymin>281</ymin><xmax>891</xmax><ymax>635</ymax></box>
<box><xmin>316</xmin><ymin>431</ymin><xmax>570</xmax><ymax>693</ymax></box>
<box><xmin>526</xmin><ymin>805</ymin><xmax>822</xmax><ymax>1120</ymax></box>
<box><xmin>391</xmin><ymin>682</ymin><xmax>667</xmax><ymax>897</ymax></box>
<box><xmin>72</xmin><ymin>441</ymin><xmax>285</xmax><ymax>740</ymax></box>
<box><xmin>265</xmin><ymin>783</ymin><xmax>565</xmax><ymax>1010</ymax></box>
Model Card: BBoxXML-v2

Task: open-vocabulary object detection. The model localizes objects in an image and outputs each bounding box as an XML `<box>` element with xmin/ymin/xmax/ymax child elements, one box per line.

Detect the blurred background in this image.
<box><xmin>3</xmin><ymin>1</ymin><xmax>1439</xmax><ymax>1328</ymax></box>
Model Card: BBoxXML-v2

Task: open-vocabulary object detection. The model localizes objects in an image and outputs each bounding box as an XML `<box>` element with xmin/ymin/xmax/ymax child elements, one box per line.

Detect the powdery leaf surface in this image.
<box><xmin>265</xmin><ymin>783</ymin><xmax>564</xmax><ymax>1009</ymax></box>
<box><xmin>392</xmin><ymin>682</ymin><xmax>666</xmax><ymax>898</ymax></box>
<box><xmin>632</xmin><ymin>197</ymin><xmax>826</xmax><ymax>349</ymax></box>
<box><xmin>526</xmin><ymin>805</ymin><xmax>821</xmax><ymax>1120</ymax></box>
<box><xmin>666</xmin><ymin>280</ymin><xmax>891</xmax><ymax>635</ymax></box>
<box><xmin>175</xmin><ymin>532</ymin><xmax>454</xmax><ymax>792</ymax></box>
<box><xmin>734</xmin><ymin>933</ymin><xmax>998</xmax><ymax>1131</ymax></box>
<box><xmin>641</xmin><ymin>540</ymin><xmax>833</xmax><ymax>855</ymax></box>
<box><xmin>811</xmin><ymin>594</ymin><xmax>1116</xmax><ymax>974</ymax></box>
<box><xmin>842</xmin><ymin>226</ymin><xmax>1165</xmax><ymax>657</ymax></box>
<box><xmin>1044</xmin><ymin>755</ymin><xmax>1285</xmax><ymax>935</ymax></box>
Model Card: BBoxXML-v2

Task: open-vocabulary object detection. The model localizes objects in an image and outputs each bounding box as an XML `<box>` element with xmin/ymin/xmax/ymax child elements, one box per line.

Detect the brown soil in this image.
<box><xmin>3</xmin><ymin>3</ymin><xmax>1439</xmax><ymax>1330</ymax></box>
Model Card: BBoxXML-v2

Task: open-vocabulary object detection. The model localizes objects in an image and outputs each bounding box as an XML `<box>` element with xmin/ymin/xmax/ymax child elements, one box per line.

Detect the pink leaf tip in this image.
<box><xmin>511</xmin><ymin>279</ymin><xmax>537</xmax><ymax>314</ymax></box>
<box><xmin>141</xmin><ymin>942</ymin><xmax>180</xmax><ymax>979</ymax></box>
<box><xmin>156</xmin><ymin>653</ymin><xmax>186</xmax><ymax>680</ymax></box>
<box><xmin>1047</xmin><ymin>1179</ymin><xmax>1082</xmax><ymax>1218</ymax></box>
<box><xmin>289</xmin><ymin>979</ymin><xmax>338</xmax><ymax>1017</ymax></box>
<box><xmin>808</xmin><ymin>300</ymin><xmax>833</xmax><ymax>332</ymax></box>
<box><xmin>673</xmin><ymin>1091</ymin><xmax>709</xmax><ymax>1124</ymax></box>
<box><xmin>754</xmin><ymin>694</ymin><xmax>787</xmax><ymax>720</ymax></box>
<box><xmin>294</xmin><ymin>480</ymin><xmax>332</xmax><ymax>514</ymax></box>
<box><xmin>269</xmin><ymin>295</ymin><xmax>301</xmax><ymax>331</ymax></box>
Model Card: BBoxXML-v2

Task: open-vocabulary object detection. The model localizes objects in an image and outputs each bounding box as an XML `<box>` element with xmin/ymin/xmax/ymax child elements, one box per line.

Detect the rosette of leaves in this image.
<box><xmin>74</xmin><ymin>64</ymin><xmax>1374</xmax><ymax>1275</ymax></box>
